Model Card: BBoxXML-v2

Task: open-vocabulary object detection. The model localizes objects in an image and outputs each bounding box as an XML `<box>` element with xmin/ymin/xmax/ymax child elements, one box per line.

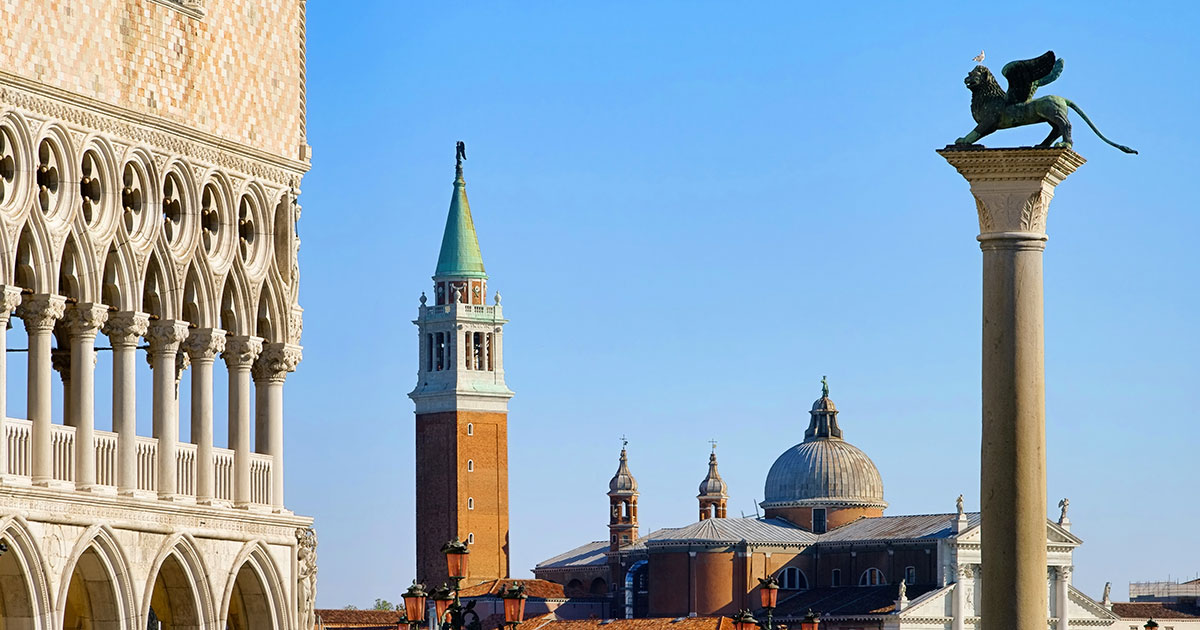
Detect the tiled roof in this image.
<box><xmin>774</xmin><ymin>585</ymin><xmax>936</xmax><ymax>617</ymax></box>
<box><xmin>529</xmin><ymin>616</ymin><xmax>735</xmax><ymax>630</ymax></box>
<box><xmin>645</xmin><ymin>517</ymin><xmax>818</xmax><ymax>546</ymax></box>
<box><xmin>536</xmin><ymin>541</ymin><xmax>609</xmax><ymax>569</ymax></box>
<box><xmin>316</xmin><ymin>609</ymin><xmax>403</xmax><ymax>627</ymax></box>
<box><xmin>817</xmin><ymin>513</ymin><xmax>980</xmax><ymax>542</ymax></box>
<box><xmin>1112</xmin><ymin>602</ymin><xmax>1200</xmax><ymax>620</ymax></box>
<box><xmin>459</xmin><ymin>579</ymin><xmax>567</xmax><ymax>599</ymax></box>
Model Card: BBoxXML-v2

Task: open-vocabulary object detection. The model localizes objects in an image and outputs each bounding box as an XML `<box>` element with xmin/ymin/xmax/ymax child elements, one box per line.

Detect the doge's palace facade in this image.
<box><xmin>0</xmin><ymin>1</ymin><xmax>313</xmax><ymax>629</ymax></box>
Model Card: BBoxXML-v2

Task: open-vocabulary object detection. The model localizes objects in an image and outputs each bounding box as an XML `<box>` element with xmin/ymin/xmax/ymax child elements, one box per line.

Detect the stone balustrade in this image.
<box><xmin>2</xmin><ymin>417</ymin><xmax>274</xmax><ymax>507</ymax></box>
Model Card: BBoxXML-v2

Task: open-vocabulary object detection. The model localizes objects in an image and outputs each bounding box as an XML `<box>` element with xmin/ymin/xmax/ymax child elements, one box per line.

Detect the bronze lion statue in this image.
<box><xmin>954</xmin><ymin>51</ymin><xmax>1136</xmax><ymax>154</ymax></box>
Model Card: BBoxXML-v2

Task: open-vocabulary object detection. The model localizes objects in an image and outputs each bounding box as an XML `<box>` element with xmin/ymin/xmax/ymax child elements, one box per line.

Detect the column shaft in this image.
<box><xmin>1056</xmin><ymin>568</ymin><xmax>1071</xmax><ymax>630</ymax></box>
<box><xmin>186</xmin><ymin>329</ymin><xmax>224</xmax><ymax>503</ymax></box>
<box><xmin>223</xmin><ymin>336</ymin><xmax>262</xmax><ymax>507</ymax></box>
<box><xmin>17</xmin><ymin>295</ymin><xmax>66</xmax><ymax>485</ymax></box>
<box><xmin>0</xmin><ymin>287</ymin><xmax>21</xmax><ymax>480</ymax></box>
<box><xmin>65</xmin><ymin>304</ymin><xmax>108</xmax><ymax>489</ymax></box>
<box><xmin>253</xmin><ymin>342</ymin><xmax>300</xmax><ymax>511</ymax></box>
<box><xmin>147</xmin><ymin>320</ymin><xmax>189</xmax><ymax>499</ymax></box>
<box><xmin>104</xmin><ymin>312</ymin><xmax>149</xmax><ymax>494</ymax></box>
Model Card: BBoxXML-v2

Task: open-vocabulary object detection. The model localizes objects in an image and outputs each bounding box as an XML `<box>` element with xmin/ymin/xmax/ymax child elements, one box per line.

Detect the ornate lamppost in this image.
<box><xmin>501</xmin><ymin>584</ymin><xmax>528</xmax><ymax>630</ymax></box>
<box><xmin>1145</xmin><ymin>620</ymin><xmax>1159</xmax><ymax>630</ymax></box>
<box><xmin>757</xmin><ymin>577</ymin><xmax>779</xmax><ymax>630</ymax></box>
<box><xmin>402</xmin><ymin>581</ymin><xmax>428</xmax><ymax>630</ymax></box>
<box><xmin>799</xmin><ymin>610</ymin><xmax>820</xmax><ymax>630</ymax></box>
<box><xmin>431</xmin><ymin>538</ymin><xmax>482</xmax><ymax>630</ymax></box>
<box><xmin>732</xmin><ymin>610</ymin><xmax>759</xmax><ymax>630</ymax></box>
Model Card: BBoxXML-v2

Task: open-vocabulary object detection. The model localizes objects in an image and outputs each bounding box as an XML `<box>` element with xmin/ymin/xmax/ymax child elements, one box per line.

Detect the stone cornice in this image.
<box><xmin>0</xmin><ymin>71</ymin><xmax>309</xmax><ymax>185</ymax></box>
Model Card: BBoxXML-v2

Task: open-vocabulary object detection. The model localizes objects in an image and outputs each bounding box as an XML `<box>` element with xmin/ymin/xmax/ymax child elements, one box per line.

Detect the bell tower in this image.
<box><xmin>411</xmin><ymin>143</ymin><xmax>514</xmax><ymax>586</ymax></box>
<box><xmin>607</xmin><ymin>441</ymin><xmax>639</xmax><ymax>551</ymax></box>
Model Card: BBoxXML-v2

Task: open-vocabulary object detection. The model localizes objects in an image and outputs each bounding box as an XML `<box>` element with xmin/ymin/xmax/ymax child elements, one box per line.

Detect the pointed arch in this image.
<box><xmin>56</xmin><ymin>232</ymin><xmax>94</xmax><ymax>302</ymax></box>
<box><xmin>0</xmin><ymin>109</ymin><xmax>36</xmax><ymax>223</ymax></box>
<box><xmin>0</xmin><ymin>514</ymin><xmax>54</xmax><ymax>630</ymax></box>
<box><xmin>219</xmin><ymin>266</ymin><xmax>251</xmax><ymax>336</ymax></box>
<box><xmin>254</xmin><ymin>277</ymin><xmax>286</xmax><ymax>343</ymax></box>
<box><xmin>142</xmin><ymin>534</ymin><xmax>215</xmax><ymax>630</ymax></box>
<box><xmin>101</xmin><ymin>241</ymin><xmax>138</xmax><ymax>312</ymax></box>
<box><xmin>14</xmin><ymin>220</ymin><xmax>53</xmax><ymax>292</ymax></box>
<box><xmin>181</xmin><ymin>260</ymin><xmax>215</xmax><ymax>329</ymax></box>
<box><xmin>219</xmin><ymin>540</ymin><xmax>288</xmax><ymax>630</ymax></box>
<box><xmin>56</xmin><ymin>524</ymin><xmax>137</xmax><ymax>630</ymax></box>
<box><xmin>141</xmin><ymin>253</ymin><xmax>170</xmax><ymax>319</ymax></box>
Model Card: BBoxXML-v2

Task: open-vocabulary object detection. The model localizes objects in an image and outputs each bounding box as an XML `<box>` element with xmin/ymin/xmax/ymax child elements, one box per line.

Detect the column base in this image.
<box><xmin>75</xmin><ymin>484</ymin><xmax>118</xmax><ymax>496</ymax></box>
<box><xmin>0</xmin><ymin>474</ymin><xmax>31</xmax><ymax>487</ymax></box>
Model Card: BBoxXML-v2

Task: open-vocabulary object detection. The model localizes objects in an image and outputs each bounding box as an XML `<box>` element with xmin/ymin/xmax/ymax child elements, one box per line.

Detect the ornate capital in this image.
<box><xmin>16</xmin><ymin>294</ymin><xmax>67</xmax><ymax>333</ymax></box>
<box><xmin>956</xmin><ymin>565</ymin><xmax>975</xmax><ymax>580</ymax></box>
<box><xmin>937</xmin><ymin>147</ymin><xmax>1085</xmax><ymax>238</ymax></box>
<box><xmin>0</xmin><ymin>286</ymin><xmax>23</xmax><ymax>319</ymax></box>
<box><xmin>51</xmin><ymin>349</ymin><xmax>70</xmax><ymax>376</ymax></box>
<box><xmin>146</xmin><ymin>320</ymin><xmax>190</xmax><ymax>355</ymax></box>
<box><xmin>184</xmin><ymin>328</ymin><xmax>227</xmax><ymax>361</ymax></box>
<box><xmin>102</xmin><ymin>312</ymin><xmax>150</xmax><ymax>348</ymax></box>
<box><xmin>252</xmin><ymin>342</ymin><xmax>302</xmax><ymax>383</ymax></box>
<box><xmin>63</xmin><ymin>303</ymin><xmax>109</xmax><ymax>337</ymax></box>
<box><xmin>222</xmin><ymin>335</ymin><xmax>263</xmax><ymax>370</ymax></box>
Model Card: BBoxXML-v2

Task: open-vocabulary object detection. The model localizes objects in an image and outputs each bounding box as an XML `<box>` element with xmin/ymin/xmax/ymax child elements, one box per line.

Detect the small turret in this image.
<box><xmin>608</xmin><ymin>440</ymin><xmax>639</xmax><ymax>551</ymax></box>
<box><xmin>697</xmin><ymin>444</ymin><xmax>728</xmax><ymax>520</ymax></box>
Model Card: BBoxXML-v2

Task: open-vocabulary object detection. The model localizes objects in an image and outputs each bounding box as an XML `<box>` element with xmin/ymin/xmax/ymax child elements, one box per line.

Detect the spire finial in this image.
<box><xmin>455</xmin><ymin>141</ymin><xmax>466</xmax><ymax>171</ymax></box>
<box><xmin>708</xmin><ymin>439</ymin><xmax>717</xmax><ymax>452</ymax></box>
<box><xmin>821</xmin><ymin>375</ymin><xmax>829</xmax><ymax>398</ymax></box>
<box><xmin>620</xmin><ymin>434</ymin><xmax>628</xmax><ymax>449</ymax></box>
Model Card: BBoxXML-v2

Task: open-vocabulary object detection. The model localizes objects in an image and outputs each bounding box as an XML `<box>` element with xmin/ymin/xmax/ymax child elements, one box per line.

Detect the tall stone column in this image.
<box><xmin>185</xmin><ymin>328</ymin><xmax>225</xmax><ymax>503</ymax></box>
<box><xmin>147</xmin><ymin>320</ymin><xmax>189</xmax><ymax>499</ymax></box>
<box><xmin>51</xmin><ymin>337</ymin><xmax>71</xmax><ymax>426</ymax></box>
<box><xmin>939</xmin><ymin>147</ymin><xmax>1085</xmax><ymax>630</ymax></box>
<box><xmin>103</xmin><ymin>312</ymin><xmax>149</xmax><ymax>494</ymax></box>
<box><xmin>1056</xmin><ymin>566</ymin><xmax>1072</xmax><ymax>630</ymax></box>
<box><xmin>222</xmin><ymin>335</ymin><xmax>261</xmax><ymax>507</ymax></box>
<box><xmin>16</xmin><ymin>294</ymin><xmax>66</xmax><ymax>485</ymax></box>
<box><xmin>0</xmin><ymin>287</ymin><xmax>23</xmax><ymax>482</ymax></box>
<box><xmin>253</xmin><ymin>342</ymin><xmax>301</xmax><ymax>511</ymax></box>
<box><xmin>953</xmin><ymin>565</ymin><xmax>973</xmax><ymax>630</ymax></box>
<box><xmin>64</xmin><ymin>304</ymin><xmax>108</xmax><ymax>490</ymax></box>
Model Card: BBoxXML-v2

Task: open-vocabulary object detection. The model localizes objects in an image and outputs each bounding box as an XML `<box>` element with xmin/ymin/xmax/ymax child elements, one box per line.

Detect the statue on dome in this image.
<box><xmin>956</xmin><ymin>494</ymin><xmax>965</xmax><ymax>518</ymax></box>
<box><xmin>821</xmin><ymin>375</ymin><xmax>829</xmax><ymax>398</ymax></box>
<box><xmin>456</xmin><ymin>141</ymin><xmax>467</xmax><ymax>166</ymax></box>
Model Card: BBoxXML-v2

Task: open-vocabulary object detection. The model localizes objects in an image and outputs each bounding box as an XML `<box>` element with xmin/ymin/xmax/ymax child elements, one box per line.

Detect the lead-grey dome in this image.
<box><xmin>761</xmin><ymin>388</ymin><xmax>887</xmax><ymax>509</ymax></box>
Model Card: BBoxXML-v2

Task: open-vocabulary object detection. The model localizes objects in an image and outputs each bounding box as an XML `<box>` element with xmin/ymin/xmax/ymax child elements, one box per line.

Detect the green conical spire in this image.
<box><xmin>434</xmin><ymin>148</ymin><xmax>487</xmax><ymax>279</ymax></box>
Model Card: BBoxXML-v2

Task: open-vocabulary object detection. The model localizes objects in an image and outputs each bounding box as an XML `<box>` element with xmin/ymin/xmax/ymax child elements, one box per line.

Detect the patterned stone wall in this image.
<box><xmin>0</xmin><ymin>0</ymin><xmax>307</xmax><ymax>160</ymax></box>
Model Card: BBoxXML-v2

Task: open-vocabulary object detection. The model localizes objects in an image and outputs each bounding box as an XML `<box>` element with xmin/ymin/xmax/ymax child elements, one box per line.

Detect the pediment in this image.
<box><xmin>955</xmin><ymin>519</ymin><xmax>1081</xmax><ymax>546</ymax></box>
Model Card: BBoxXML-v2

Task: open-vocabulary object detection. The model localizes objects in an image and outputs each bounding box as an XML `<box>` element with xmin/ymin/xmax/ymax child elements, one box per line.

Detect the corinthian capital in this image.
<box><xmin>184</xmin><ymin>328</ymin><xmax>227</xmax><ymax>361</ymax></box>
<box><xmin>222</xmin><ymin>335</ymin><xmax>263</xmax><ymax>370</ymax></box>
<box><xmin>252</xmin><ymin>342</ymin><xmax>302</xmax><ymax>383</ymax></box>
<box><xmin>102</xmin><ymin>312</ymin><xmax>150</xmax><ymax>348</ymax></box>
<box><xmin>0</xmin><ymin>286</ymin><xmax>23</xmax><ymax>318</ymax></box>
<box><xmin>63</xmin><ymin>303</ymin><xmax>110</xmax><ymax>337</ymax></box>
<box><xmin>146</xmin><ymin>320</ymin><xmax>191</xmax><ymax>355</ymax></box>
<box><xmin>16</xmin><ymin>294</ymin><xmax>67</xmax><ymax>333</ymax></box>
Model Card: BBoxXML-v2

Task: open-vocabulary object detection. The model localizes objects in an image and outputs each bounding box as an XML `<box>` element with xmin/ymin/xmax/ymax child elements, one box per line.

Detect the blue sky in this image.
<box><xmin>287</xmin><ymin>1</ymin><xmax>1195</xmax><ymax>607</ymax></box>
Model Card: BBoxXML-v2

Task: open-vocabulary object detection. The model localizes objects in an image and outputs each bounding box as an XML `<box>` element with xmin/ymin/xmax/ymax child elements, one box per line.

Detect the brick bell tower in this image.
<box><xmin>411</xmin><ymin>142</ymin><xmax>514</xmax><ymax>586</ymax></box>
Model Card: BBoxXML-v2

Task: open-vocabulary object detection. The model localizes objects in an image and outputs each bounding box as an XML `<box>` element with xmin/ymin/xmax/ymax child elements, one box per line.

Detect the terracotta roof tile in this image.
<box><xmin>316</xmin><ymin>609</ymin><xmax>404</xmax><ymax>627</ymax></box>
<box><xmin>774</xmin><ymin>585</ymin><xmax>936</xmax><ymax>617</ymax></box>
<box><xmin>459</xmin><ymin>579</ymin><xmax>567</xmax><ymax>600</ymax></box>
<box><xmin>1111</xmin><ymin>602</ymin><xmax>1200</xmax><ymax>620</ymax></box>
<box><xmin>532</xmin><ymin>617</ymin><xmax>734</xmax><ymax>630</ymax></box>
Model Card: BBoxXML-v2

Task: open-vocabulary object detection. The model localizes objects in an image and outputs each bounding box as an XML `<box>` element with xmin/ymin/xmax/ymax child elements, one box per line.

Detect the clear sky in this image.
<box><xmin>292</xmin><ymin>0</ymin><xmax>1196</xmax><ymax>608</ymax></box>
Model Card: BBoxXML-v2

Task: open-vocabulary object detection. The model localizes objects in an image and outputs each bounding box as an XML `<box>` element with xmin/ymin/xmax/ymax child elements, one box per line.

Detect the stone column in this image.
<box><xmin>16</xmin><ymin>294</ymin><xmax>66</xmax><ymax>485</ymax></box>
<box><xmin>939</xmin><ymin>147</ymin><xmax>1085</xmax><ymax>630</ymax></box>
<box><xmin>185</xmin><ymin>328</ymin><xmax>225</xmax><ymax>503</ymax></box>
<box><xmin>51</xmin><ymin>336</ymin><xmax>70</xmax><ymax>426</ymax></box>
<box><xmin>146</xmin><ymin>320</ymin><xmax>189</xmax><ymax>499</ymax></box>
<box><xmin>222</xmin><ymin>335</ymin><xmax>261</xmax><ymax>507</ymax></box>
<box><xmin>953</xmin><ymin>565</ymin><xmax>973</xmax><ymax>630</ymax></box>
<box><xmin>0</xmin><ymin>287</ymin><xmax>22</xmax><ymax>482</ymax></box>
<box><xmin>253</xmin><ymin>342</ymin><xmax>301</xmax><ymax>511</ymax></box>
<box><xmin>63</xmin><ymin>304</ymin><xmax>108</xmax><ymax>490</ymax></box>
<box><xmin>1056</xmin><ymin>566</ymin><xmax>1072</xmax><ymax>630</ymax></box>
<box><xmin>103</xmin><ymin>312</ymin><xmax>149</xmax><ymax>494</ymax></box>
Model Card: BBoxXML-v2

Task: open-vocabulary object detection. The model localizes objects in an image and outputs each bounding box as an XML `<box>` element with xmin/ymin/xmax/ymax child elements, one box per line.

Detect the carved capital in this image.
<box><xmin>937</xmin><ymin>147</ymin><xmax>1085</xmax><ymax>238</ymax></box>
<box><xmin>222</xmin><ymin>335</ymin><xmax>263</xmax><ymax>370</ymax></box>
<box><xmin>252</xmin><ymin>342</ymin><xmax>301</xmax><ymax>383</ymax></box>
<box><xmin>51</xmin><ymin>349</ymin><xmax>70</xmax><ymax>377</ymax></box>
<box><xmin>102</xmin><ymin>312</ymin><xmax>150</xmax><ymax>348</ymax></box>
<box><xmin>63</xmin><ymin>303</ymin><xmax>109</xmax><ymax>338</ymax></box>
<box><xmin>16</xmin><ymin>294</ymin><xmax>67</xmax><ymax>333</ymax></box>
<box><xmin>956</xmin><ymin>565</ymin><xmax>975</xmax><ymax>580</ymax></box>
<box><xmin>184</xmin><ymin>328</ymin><xmax>227</xmax><ymax>361</ymax></box>
<box><xmin>0</xmin><ymin>286</ymin><xmax>23</xmax><ymax>319</ymax></box>
<box><xmin>145</xmin><ymin>320</ymin><xmax>190</xmax><ymax>356</ymax></box>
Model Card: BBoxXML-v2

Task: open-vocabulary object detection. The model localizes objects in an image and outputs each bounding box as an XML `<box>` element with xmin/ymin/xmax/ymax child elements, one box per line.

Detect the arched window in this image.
<box><xmin>778</xmin><ymin>567</ymin><xmax>808</xmax><ymax>590</ymax></box>
<box><xmin>905</xmin><ymin>566</ymin><xmax>916</xmax><ymax>585</ymax></box>
<box><xmin>467</xmin><ymin>423</ymin><xmax>474</xmax><ymax>436</ymax></box>
<box><xmin>467</xmin><ymin>460</ymin><xmax>474</xmax><ymax>472</ymax></box>
<box><xmin>467</xmin><ymin>497</ymin><xmax>474</xmax><ymax>510</ymax></box>
<box><xmin>590</xmin><ymin>577</ymin><xmax>608</xmax><ymax>595</ymax></box>
<box><xmin>831</xmin><ymin>569</ymin><xmax>842</xmax><ymax>587</ymax></box>
<box><xmin>859</xmin><ymin>567</ymin><xmax>885</xmax><ymax>586</ymax></box>
<box><xmin>467</xmin><ymin>533</ymin><xmax>474</xmax><ymax>544</ymax></box>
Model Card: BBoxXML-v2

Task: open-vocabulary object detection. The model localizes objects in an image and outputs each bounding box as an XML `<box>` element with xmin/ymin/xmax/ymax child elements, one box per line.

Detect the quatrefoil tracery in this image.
<box><xmin>79</xmin><ymin>150</ymin><xmax>103</xmax><ymax>226</ymax></box>
<box><xmin>35</xmin><ymin>139</ymin><xmax>60</xmax><ymax>215</ymax></box>
<box><xmin>201</xmin><ymin>184</ymin><xmax>220</xmax><ymax>254</ymax></box>
<box><xmin>162</xmin><ymin>173</ymin><xmax>184</xmax><ymax>244</ymax></box>
<box><xmin>121</xmin><ymin>162</ymin><xmax>145</xmax><ymax>235</ymax></box>
<box><xmin>238</xmin><ymin>195</ymin><xmax>255</xmax><ymax>262</ymax></box>
<box><xmin>0</xmin><ymin>129</ymin><xmax>17</xmax><ymax>206</ymax></box>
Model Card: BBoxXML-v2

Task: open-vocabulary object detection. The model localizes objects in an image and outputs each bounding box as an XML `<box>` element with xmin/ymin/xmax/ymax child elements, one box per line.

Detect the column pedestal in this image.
<box><xmin>939</xmin><ymin>147</ymin><xmax>1085</xmax><ymax>630</ymax></box>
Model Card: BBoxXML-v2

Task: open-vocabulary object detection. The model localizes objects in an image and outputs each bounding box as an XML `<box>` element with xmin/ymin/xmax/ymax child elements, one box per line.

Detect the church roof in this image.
<box><xmin>609</xmin><ymin>447</ymin><xmax>638</xmax><ymax>496</ymax></box>
<box><xmin>644</xmin><ymin>517</ymin><xmax>818</xmax><ymax>547</ymax></box>
<box><xmin>434</xmin><ymin>160</ymin><xmax>487</xmax><ymax>279</ymax></box>
<box><xmin>1111</xmin><ymin>602</ymin><xmax>1200</xmax><ymax>620</ymax></box>
<box><xmin>697</xmin><ymin>451</ymin><xmax>728</xmax><ymax>498</ymax></box>
<box><xmin>534</xmin><ymin>541</ymin><xmax>608</xmax><ymax>569</ymax></box>
<box><xmin>773</xmin><ymin>584</ymin><xmax>939</xmax><ymax>617</ymax></box>
<box><xmin>817</xmin><ymin>512</ymin><xmax>981</xmax><ymax>542</ymax></box>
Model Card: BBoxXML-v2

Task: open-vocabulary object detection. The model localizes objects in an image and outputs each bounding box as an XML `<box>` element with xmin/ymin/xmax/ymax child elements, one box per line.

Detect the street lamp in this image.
<box><xmin>501</xmin><ymin>584</ymin><xmax>527</xmax><ymax>630</ymax></box>
<box><xmin>799</xmin><ymin>610</ymin><xmax>820</xmax><ymax>630</ymax></box>
<box><xmin>402</xmin><ymin>581</ymin><xmax>428</xmax><ymax>630</ymax></box>
<box><xmin>432</xmin><ymin>585</ymin><xmax>454</xmax><ymax>626</ymax></box>
<box><xmin>1145</xmin><ymin>620</ymin><xmax>1159</xmax><ymax>630</ymax></box>
<box><xmin>419</xmin><ymin>538</ymin><xmax>480</xmax><ymax>630</ymax></box>
<box><xmin>757</xmin><ymin>577</ymin><xmax>779</xmax><ymax>630</ymax></box>
<box><xmin>732</xmin><ymin>609</ymin><xmax>759</xmax><ymax>630</ymax></box>
<box><xmin>442</xmin><ymin>537</ymin><xmax>470</xmax><ymax>588</ymax></box>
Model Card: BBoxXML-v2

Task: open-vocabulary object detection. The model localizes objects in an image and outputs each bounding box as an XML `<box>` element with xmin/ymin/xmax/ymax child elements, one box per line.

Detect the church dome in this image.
<box><xmin>761</xmin><ymin>383</ymin><xmax>887</xmax><ymax>510</ymax></box>
<box><xmin>609</xmin><ymin>446</ymin><xmax>637</xmax><ymax>496</ymax></box>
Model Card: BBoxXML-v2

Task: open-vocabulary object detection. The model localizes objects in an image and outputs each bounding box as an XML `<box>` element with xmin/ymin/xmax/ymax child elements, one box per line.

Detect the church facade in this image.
<box><xmin>0</xmin><ymin>1</ymin><xmax>313</xmax><ymax>629</ymax></box>
<box><xmin>535</xmin><ymin>389</ymin><xmax>1119</xmax><ymax>630</ymax></box>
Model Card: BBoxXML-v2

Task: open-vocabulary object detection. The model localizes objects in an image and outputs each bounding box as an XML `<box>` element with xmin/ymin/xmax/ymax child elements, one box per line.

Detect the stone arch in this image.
<box><xmin>33</xmin><ymin>122</ymin><xmax>78</xmax><ymax>225</ymax></box>
<box><xmin>234</xmin><ymin>180</ymin><xmax>271</xmax><ymax>281</ymax></box>
<box><xmin>0</xmin><ymin>515</ymin><xmax>54</xmax><ymax>630</ymax></box>
<box><xmin>142</xmin><ymin>534</ymin><xmax>215</xmax><ymax>630</ymax></box>
<box><xmin>565</xmin><ymin>579</ymin><xmax>583</xmax><ymax>596</ymax></box>
<box><xmin>56</xmin><ymin>232</ymin><xmax>91</xmax><ymax>303</ymax></box>
<box><xmin>101</xmin><ymin>243</ymin><xmax>138</xmax><ymax>312</ymax></box>
<box><xmin>589</xmin><ymin>577</ymin><xmax>607</xmax><ymax>595</ymax></box>
<box><xmin>57</xmin><ymin>524</ymin><xmax>137</xmax><ymax>630</ymax></box>
<box><xmin>141</xmin><ymin>250</ymin><xmax>180</xmax><ymax>321</ymax></box>
<box><xmin>14</xmin><ymin>220</ymin><xmax>53</xmax><ymax>292</ymax></box>
<box><xmin>78</xmin><ymin>134</ymin><xmax>121</xmax><ymax>240</ymax></box>
<box><xmin>0</xmin><ymin>109</ymin><xmax>36</xmax><ymax>222</ymax></box>
<box><xmin>219</xmin><ymin>267</ymin><xmax>251</xmax><ymax>336</ymax></box>
<box><xmin>117</xmin><ymin>146</ymin><xmax>160</xmax><ymax>249</ymax></box>
<box><xmin>198</xmin><ymin>169</ymin><xmax>236</xmax><ymax>275</ymax></box>
<box><xmin>858</xmin><ymin>567</ymin><xmax>885</xmax><ymax>586</ymax></box>
<box><xmin>254</xmin><ymin>279</ymin><xmax>286</xmax><ymax>343</ymax></box>
<box><xmin>160</xmin><ymin>157</ymin><xmax>200</xmax><ymax>259</ymax></box>
<box><xmin>220</xmin><ymin>541</ymin><xmax>288</xmax><ymax>630</ymax></box>
<box><xmin>181</xmin><ymin>260</ymin><xmax>215</xmax><ymax>329</ymax></box>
